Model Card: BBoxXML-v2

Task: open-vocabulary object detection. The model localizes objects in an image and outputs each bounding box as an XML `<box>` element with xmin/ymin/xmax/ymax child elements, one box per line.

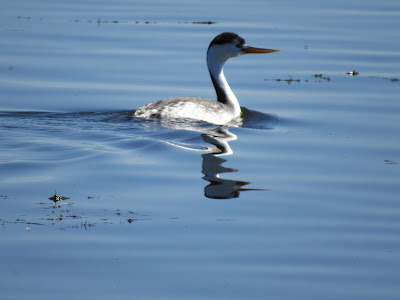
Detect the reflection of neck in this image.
<box><xmin>202</xmin><ymin>128</ymin><xmax>244</xmax><ymax>199</ymax></box>
<box><xmin>202</xmin><ymin>127</ymin><xmax>237</xmax><ymax>155</ymax></box>
<box><xmin>207</xmin><ymin>50</ymin><xmax>241</xmax><ymax>117</ymax></box>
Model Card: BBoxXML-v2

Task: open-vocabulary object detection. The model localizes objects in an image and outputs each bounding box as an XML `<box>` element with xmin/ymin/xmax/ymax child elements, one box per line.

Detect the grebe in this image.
<box><xmin>134</xmin><ymin>32</ymin><xmax>279</xmax><ymax>125</ymax></box>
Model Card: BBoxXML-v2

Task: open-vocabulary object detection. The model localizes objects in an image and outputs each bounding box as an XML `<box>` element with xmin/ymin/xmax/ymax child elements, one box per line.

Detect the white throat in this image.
<box><xmin>207</xmin><ymin>45</ymin><xmax>241</xmax><ymax>117</ymax></box>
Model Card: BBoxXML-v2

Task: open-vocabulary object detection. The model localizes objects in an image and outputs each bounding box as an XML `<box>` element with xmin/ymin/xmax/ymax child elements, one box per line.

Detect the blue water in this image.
<box><xmin>1</xmin><ymin>0</ymin><xmax>400</xmax><ymax>299</ymax></box>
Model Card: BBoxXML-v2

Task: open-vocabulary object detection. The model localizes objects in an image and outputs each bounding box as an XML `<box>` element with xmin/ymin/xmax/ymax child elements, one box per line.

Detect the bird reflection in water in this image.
<box><xmin>135</xmin><ymin>117</ymin><xmax>270</xmax><ymax>199</ymax></box>
<box><xmin>201</xmin><ymin>127</ymin><xmax>268</xmax><ymax>199</ymax></box>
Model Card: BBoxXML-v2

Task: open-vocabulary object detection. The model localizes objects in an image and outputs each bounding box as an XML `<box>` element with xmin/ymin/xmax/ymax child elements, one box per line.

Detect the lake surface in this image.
<box><xmin>1</xmin><ymin>0</ymin><xmax>400</xmax><ymax>299</ymax></box>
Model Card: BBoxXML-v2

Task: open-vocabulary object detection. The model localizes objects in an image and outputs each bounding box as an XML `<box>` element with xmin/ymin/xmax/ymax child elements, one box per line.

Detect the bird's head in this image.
<box><xmin>207</xmin><ymin>32</ymin><xmax>279</xmax><ymax>62</ymax></box>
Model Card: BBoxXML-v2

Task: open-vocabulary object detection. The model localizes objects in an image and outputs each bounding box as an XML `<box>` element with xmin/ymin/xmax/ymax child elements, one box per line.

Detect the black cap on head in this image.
<box><xmin>208</xmin><ymin>32</ymin><xmax>245</xmax><ymax>51</ymax></box>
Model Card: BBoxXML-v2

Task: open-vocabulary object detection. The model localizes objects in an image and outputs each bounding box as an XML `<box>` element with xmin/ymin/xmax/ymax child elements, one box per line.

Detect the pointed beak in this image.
<box><xmin>243</xmin><ymin>46</ymin><xmax>279</xmax><ymax>54</ymax></box>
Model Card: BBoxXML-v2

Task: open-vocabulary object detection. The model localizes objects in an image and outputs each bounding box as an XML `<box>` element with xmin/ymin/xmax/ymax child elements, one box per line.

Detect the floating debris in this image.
<box><xmin>313</xmin><ymin>74</ymin><xmax>331</xmax><ymax>81</ymax></box>
<box><xmin>274</xmin><ymin>76</ymin><xmax>300</xmax><ymax>83</ymax></box>
<box><xmin>192</xmin><ymin>21</ymin><xmax>217</xmax><ymax>24</ymax></box>
<box><xmin>2</xmin><ymin>194</ymin><xmax>149</xmax><ymax>229</ymax></box>
<box><xmin>267</xmin><ymin>74</ymin><xmax>330</xmax><ymax>83</ymax></box>
<box><xmin>73</xmin><ymin>18</ymin><xmax>124</xmax><ymax>24</ymax></box>
<box><xmin>49</xmin><ymin>193</ymin><xmax>69</xmax><ymax>203</ymax></box>
<box><xmin>384</xmin><ymin>159</ymin><xmax>397</xmax><ymax>165</ymax></box>
<box><xmin>73</xmin><ymin>19</ymin><xmax>216</xmax><ymax>25</ymax></box>
<box><xmin>346</xmin><ymin>70</ymin><xmax>359</xmax><ymax>76</ymax></box>
<box><xmin>52</xmin><ymin>211</ymin><xmax>63</xmax><ymax>221</ymax></box>
<box><xmin>383</xmin><ymin>77</ymin><xmax>399</xmax><ymax>83</ymax></box>
<box><xmin>368</xmin><ymin>76</ymin><xmax>399</xmax><ymax>83</ymax></box>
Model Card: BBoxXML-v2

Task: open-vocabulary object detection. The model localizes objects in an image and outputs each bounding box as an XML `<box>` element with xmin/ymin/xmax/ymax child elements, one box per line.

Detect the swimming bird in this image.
<box><xmin>134</xmin><ymin>32</ymin><xmax>279</xmax><ymax>125</ymax></box>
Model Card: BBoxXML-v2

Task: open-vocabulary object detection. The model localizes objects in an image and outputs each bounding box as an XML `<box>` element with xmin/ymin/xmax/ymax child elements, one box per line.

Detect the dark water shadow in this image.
<box><xmin>240</xmin><ymin>107</ymin><xmax>279</xmax><ymax>130</ymax></box>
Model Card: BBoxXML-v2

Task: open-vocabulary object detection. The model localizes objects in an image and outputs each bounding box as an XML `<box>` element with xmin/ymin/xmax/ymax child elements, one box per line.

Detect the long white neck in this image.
<box><xmin>207</xmin><ymin>48</ymin><xmax>241</xmax><ymax>117</ymax></box>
